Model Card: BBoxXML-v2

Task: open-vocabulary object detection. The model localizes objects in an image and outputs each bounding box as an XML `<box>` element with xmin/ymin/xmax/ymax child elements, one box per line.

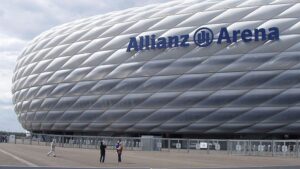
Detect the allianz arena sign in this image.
<box><xmin>126</xmin><ymin>27</ymin><xmax>280</xmax><ymax>52</ymax></box>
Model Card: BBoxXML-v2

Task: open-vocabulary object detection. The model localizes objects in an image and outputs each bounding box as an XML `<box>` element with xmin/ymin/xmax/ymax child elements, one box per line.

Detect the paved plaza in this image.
<box><xmin>0</xmin><ymin>144</ymin><xmax>299</xmax><ymax>169</ymax></box>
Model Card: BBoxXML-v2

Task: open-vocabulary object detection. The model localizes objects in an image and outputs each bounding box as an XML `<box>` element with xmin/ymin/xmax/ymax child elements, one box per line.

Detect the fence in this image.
<box><xmin>7</xmin><ymin>134</ymin><xmax>300</xmax><ymax>158</ymax></box>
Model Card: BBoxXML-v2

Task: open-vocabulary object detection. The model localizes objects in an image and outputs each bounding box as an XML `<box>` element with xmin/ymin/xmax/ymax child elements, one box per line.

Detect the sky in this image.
<box><xmin>0</xmin><ymin>0</ymin><xmax>167</xmax><ymax>132</ymax></box>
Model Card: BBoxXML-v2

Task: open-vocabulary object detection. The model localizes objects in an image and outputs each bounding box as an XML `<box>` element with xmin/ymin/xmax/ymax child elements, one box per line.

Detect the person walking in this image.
<box><xmin>100</xmin><ymin>141</ymin><xmax>106</xmax><ymax>163</ymax></box>
<box><xmin>116</xmin><ymin>140</ymin><xmax>123</xmax><ymax>163</ymax></box>
<box><xmin>47</xmin><ymin>139</ymin><xmax>56</xmax><ymax>157</ymax></box>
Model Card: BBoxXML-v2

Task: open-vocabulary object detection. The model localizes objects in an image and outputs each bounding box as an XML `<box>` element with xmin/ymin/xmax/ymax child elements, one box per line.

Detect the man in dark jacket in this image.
<box><xmin>100</xmin><ymin>141</ymin><xmax>106</xmax><ymax>163</ymax></box>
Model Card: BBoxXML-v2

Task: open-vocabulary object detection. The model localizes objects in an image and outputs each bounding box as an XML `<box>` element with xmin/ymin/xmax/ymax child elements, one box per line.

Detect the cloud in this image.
<box><xmin>0</xmin><ymin>48</ymin><xmax>23</xmax><ymax>132</ymax></box>
<box><xmin>0</xmin><ymin>51</ymin><xmax>23</xmax><ymax>132</ymax></box>
<box><xmin>0</xmin><ymin>0</ymin><xmax>167</xmax><ymax>40</ymax></box>
<box><xmin>0</xmin><ymin>108</ymin><xmax>23</xmax><ymax>132</ymax></box>
<box><xmin>0</xmin><ymin>34</ymin><xmax>27</xmax><ymax>52</ymax></box>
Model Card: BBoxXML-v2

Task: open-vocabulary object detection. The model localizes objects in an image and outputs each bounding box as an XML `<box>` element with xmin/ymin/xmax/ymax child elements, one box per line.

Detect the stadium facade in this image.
<box><xmin>12</xmin><ymin>0</ymin><xmax>300</xmax><ymax>138</ymax></box>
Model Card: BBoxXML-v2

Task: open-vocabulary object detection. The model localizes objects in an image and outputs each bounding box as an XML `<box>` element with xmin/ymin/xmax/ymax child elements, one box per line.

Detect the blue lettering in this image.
<box><xmin>232</xmin><ymin>30</ymin><xmax>240</xmax><ymax>42</ymax></box>
<box><xmin>139</xmin><ymin>36</ymin><xmax>144</xmax><ymax>51</ymax></box>
<box><xmin>150</xmin><ymin>35</ymin><xmax>156</xmax><ymax>49</ymax></box>
<box><xmin>268</xmin><ymin>27</ymin><xmax>279</xmax><ymax>40</ymax></box>
<box><xmin>127</xmin><ymin>37</ymin><xmax>139</xmax><ymax>52</ymax></box>
<box><xmin>241</xmin><ymin>29</ymin><xmax>252</xmax><ymax>42</ymax></box>
<box><xmin>180</xmin><ymin>35</ymin><xmax>189</xmax><ymax>47</ymax></box>
<box><xmin>157</xmin><ymin>37</ymin><xmax>167</xmax><ymax>49</ymax></box>
<box><xmin>168</xmin><ymin>36</ymin><xmax>179</xmax><ymax>48</ymax></box>
<box><xmin>217</xmin><ymin>27</ymin><xmax>231</xmax><ymax>44</ymax></box>
<box><xmin>254</xmin><ymin>28</ymin><xmax>266</xmax><ymax>41</ymax></box>
<box><xmin>145</xmin><ymin>35</ymin><xmax>150</xmax><ymax>50</ymax></box>
<box><xmin>126</xmin><ymin>27</ymin><xmax>279</xmax><ymax>52</ymax></box>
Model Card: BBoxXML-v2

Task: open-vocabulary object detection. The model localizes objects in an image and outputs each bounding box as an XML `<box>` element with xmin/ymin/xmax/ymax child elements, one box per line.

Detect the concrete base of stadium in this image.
<box><xmin>0</xmin><ymin>144</ymin><xmax>300</xmax><ymax>168</ymax></box>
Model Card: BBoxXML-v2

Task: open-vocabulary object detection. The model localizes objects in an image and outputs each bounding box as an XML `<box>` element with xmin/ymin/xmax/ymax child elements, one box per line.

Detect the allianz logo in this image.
<box><xmin>126</xmin><ymin>27</ymin><xmax>279</xmax><ymax>52</ymax></box>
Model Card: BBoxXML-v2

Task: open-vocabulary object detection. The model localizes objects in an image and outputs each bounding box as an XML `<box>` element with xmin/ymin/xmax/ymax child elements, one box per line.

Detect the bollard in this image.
<box><xmin>207</xmin><ymin>140</ymin><xmax>210</xmax><ymax>154</ymax></box>
<box><xmin>187</xmin><ymin>139</ymin><xmax>190</xmax><ymax>153</ymax></box>
<box><xmin>248</xmin><ymin>140</ymin><xmax>251</xmax><ymax>156</ymax></box>
<box><xmin>168</xmin><ymin>139</ymin><xmax>171</xmax><ymax>152</ymax></box>
<box><xmin>297</xmin><ymin>140</ymin><xmax>299</xmax><ymax>158</ymax></box>
<box><xmin>62</xmin><ymin>136</ymin><xmax>64</xmax><ymax>147</ymax></box>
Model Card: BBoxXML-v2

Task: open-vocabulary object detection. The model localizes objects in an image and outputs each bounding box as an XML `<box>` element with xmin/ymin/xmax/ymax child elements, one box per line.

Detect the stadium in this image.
<box><xmin>12</xmin><ymin>0</ymin><xmax>300</xmax><ymax>138</ymax></box>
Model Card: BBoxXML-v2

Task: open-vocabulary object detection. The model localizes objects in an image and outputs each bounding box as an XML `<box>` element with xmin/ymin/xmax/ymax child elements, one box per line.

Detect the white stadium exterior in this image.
<box><xmin>12</xmin><ymin>0</ymin><xmax>300</xmax><ymax>137</ymax></box>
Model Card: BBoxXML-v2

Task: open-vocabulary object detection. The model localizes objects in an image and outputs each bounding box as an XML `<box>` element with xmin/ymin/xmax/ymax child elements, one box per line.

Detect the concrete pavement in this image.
<box><xmin>0</xmin><ymin>143</ymin><xmax>299</xmax><ymax>168</ymax></box>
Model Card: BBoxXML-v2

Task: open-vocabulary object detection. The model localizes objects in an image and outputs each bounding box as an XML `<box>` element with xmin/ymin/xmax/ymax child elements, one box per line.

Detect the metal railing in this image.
<box><xmin>6</xmin><ymin>134</ymin><xmax>300</xmax><ymax>158</ymax></box>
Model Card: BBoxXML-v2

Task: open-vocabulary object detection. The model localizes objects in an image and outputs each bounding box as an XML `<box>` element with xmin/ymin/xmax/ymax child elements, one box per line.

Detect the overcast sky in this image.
<box><xmin>0</xmin><ymin>0</ymin><xmax>167</xmax><ymax>132</ymax></box>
